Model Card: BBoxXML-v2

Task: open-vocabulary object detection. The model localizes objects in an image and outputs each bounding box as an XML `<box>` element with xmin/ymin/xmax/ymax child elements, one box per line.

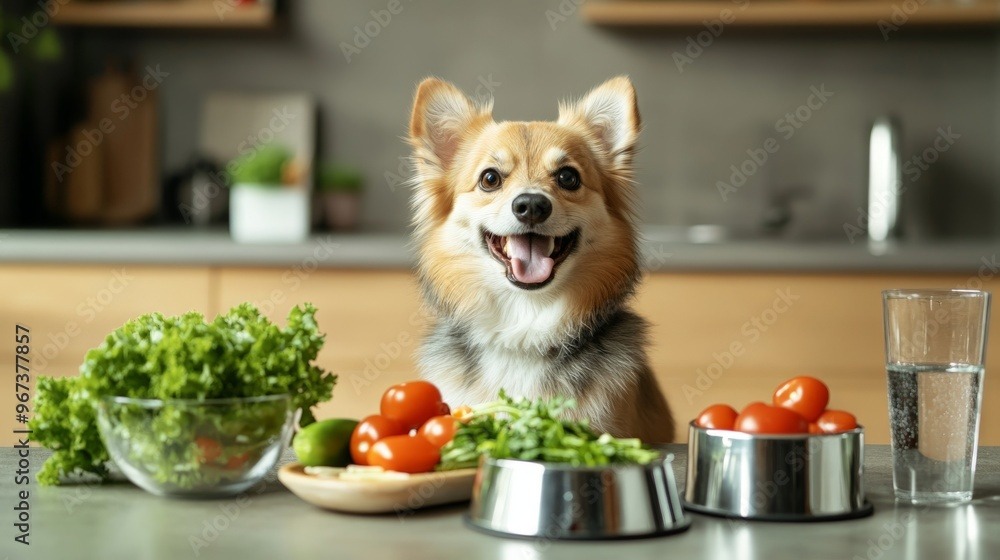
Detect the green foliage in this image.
<box><xmin>228</xmin><ymin>145</ymin><xmax>292</xmax><ymax>186</ymax></box>
<box><xmin>318</xmin><ymin>163</ymin><xmax>364</xmax><ymax>193</ymax></box>
<box><xmin>30</xmin><ymin>303</ymin><xmax>336</xmax><ymax>485</ymax></box>
<box><xmin>33</xmin><ymin>376</ymin><xmax>109</xmax><ymax>486</ymax></box>
<box><xmin>32</xmin><ymin>28</ymin><xmax>62</xmax><ymax>61</ymax></box>
<box><xmin>439</xmin><ymin>391</ymin><xmax>659</xmax><ymax>470</ymax></box>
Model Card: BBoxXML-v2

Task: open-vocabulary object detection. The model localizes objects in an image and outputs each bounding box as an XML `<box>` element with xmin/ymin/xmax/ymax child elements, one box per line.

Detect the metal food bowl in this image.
<box><xmin>684</xmin><ymin>423</ymin><xmax>873</xmax><ymax>521</ymax></box>
<box><xmin>466</xmin><ymin>454</ymin><xmax>691</xmax><ymax>540</ymax></box>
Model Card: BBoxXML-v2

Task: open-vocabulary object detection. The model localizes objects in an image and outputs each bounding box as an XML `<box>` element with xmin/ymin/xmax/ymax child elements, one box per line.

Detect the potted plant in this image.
<box><xmin>317</xmin><ymin>164</ymin><xmax>363</xmax><ymax>231</ymax></box>
<box><xmin>228</xmin><ymin>145</ymin><xmax>310</xmax><ymax>243</ymax></box>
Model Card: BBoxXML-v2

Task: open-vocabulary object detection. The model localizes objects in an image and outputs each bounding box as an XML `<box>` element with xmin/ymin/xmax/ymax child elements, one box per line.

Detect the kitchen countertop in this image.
<box><xmin>3</xmin><ymin>445</ymin><xmax>998</xmax><ymax>559</ymax></box>
<box><xmin>1</xmin><ymin>227</ymin><xmax>999</xmax><ymax>273</ymax></box>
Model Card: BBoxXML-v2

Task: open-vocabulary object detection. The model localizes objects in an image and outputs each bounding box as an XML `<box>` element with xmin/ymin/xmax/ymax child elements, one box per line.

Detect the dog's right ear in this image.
<box><xmin>409</xmin><ymin>78</ymin><xmax>490</xmax><ymax>172</ymax></box>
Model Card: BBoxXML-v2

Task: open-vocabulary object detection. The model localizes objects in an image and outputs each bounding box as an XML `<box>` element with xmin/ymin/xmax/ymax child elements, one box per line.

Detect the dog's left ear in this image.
<box><xmin>558</xmin><ymin>76</ymin><xmax>640</xmax><ymax>171</ymax></box>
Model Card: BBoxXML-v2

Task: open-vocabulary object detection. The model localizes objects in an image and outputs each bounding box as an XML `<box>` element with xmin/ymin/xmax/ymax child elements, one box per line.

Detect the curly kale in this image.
<box><xmin>30</xmin><ymin>303</ymin><xmax>336</xmax><ymax>485</ymax></box>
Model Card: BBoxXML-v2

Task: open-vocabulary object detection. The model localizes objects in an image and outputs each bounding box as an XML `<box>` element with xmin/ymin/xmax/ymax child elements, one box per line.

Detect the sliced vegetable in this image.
<box><xmin>452</xmin><ymin>405</ymin><xmax>473</xmax><ymax>422</ymax></box>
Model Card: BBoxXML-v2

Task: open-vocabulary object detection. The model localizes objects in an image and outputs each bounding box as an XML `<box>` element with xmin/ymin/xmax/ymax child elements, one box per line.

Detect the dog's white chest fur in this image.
<box><xmin>474</xmin><ymin>346</ymin><xmax>551</xmax><ymax>402</ymax></box>
<box><xmin>430</xmin><ymin>293</ymin><xmax>575</xmax><ymax>406</ymax></box>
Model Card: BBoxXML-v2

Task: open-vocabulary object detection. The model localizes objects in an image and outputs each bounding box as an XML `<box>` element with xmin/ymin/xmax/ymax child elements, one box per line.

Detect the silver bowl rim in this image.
<box><xmin>98</xmin><ymin>394</ymin><xmax>292</xmax><ymax>408</ymax></box>
<box><xmin>688</xmin><ymin>421</ymin><xmax>864</xmax><ymax>440</ymax></box>
<box><xmin>470</xmin><ymin>452</ymin><xmax>692</xmax><ymax>539</ymax></box>
<box><xmin>479</xmin><ymin>452</ymin><xmax>674</xmax><ymax>472</ymax></box>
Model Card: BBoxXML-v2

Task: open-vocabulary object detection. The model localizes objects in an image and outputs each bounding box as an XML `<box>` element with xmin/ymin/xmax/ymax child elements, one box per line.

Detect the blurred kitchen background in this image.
<box><xmin>2</xmin><ymin>0</ymin><xmax>1000</xmax><ymax>445</ymax></box>
<box><xmin>1</xmin><ymin>0</ymin><xmax>998</xmax><ymax>238</ymax></box>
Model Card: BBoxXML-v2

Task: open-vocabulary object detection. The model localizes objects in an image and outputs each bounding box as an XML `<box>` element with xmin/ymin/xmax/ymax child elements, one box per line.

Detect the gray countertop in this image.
<box><xmin>0</xmin><ymin>227</ymin><xmax>998</xmax><ymax>272</ymax></box>
<box><xmin>4</xmin><ymin>445</ymin><xmax>998</xmax><ymax>559</ymax></box>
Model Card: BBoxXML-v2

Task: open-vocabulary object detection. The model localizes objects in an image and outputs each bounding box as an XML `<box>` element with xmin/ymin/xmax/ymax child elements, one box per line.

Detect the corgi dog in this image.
<box><xmin>407</xmin><ymin>77</ymin><xmax>675</xmax><ymax>443</ymax></box>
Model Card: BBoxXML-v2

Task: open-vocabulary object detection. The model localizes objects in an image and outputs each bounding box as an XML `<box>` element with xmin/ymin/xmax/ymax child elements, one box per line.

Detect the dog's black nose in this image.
<box><xmin>511</xmin><ymin>193</ymin><xmax>552</xmax><ymax>225</ymax></box>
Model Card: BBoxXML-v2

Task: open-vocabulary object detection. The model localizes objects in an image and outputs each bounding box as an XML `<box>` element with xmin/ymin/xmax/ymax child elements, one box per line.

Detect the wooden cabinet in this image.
<box><xmin>52</xmin><ymin>0</ymin><xmax>276</xmax><ymax>29</ymax></box>
<box><xmin>3</xmin><ymin>265</ymin><xmax>997</xmax><ymax>446</ymax></box>
<box><xmin>637</xmin><ymin>273</ymin><xmax>1000</xmax><ymax>445</ymax></box>
<box><xmin>583</xmin><ymin>1</ymin><xmax>1000</xmax><ymax>27</ymax></box>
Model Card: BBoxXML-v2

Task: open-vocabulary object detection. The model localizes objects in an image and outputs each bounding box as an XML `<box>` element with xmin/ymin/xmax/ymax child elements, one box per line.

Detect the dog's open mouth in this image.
<box><xmin>483</xmin><ymin>229</ymin><xmax>579</xmax><ymax>289</ymax></box>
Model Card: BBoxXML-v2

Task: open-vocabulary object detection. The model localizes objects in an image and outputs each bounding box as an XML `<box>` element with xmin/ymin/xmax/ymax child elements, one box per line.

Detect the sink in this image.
<box><xmin>643</xmin><ymin>225</ymin><xmax>737</xmax><ymax>244</ymax></box>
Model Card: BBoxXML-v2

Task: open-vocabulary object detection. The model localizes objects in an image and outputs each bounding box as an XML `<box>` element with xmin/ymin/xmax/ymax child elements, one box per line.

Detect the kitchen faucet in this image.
<box><xmin>867</xmin><ymin>116</ymin><xmax>902</xmax><ymax>243</ymax></box>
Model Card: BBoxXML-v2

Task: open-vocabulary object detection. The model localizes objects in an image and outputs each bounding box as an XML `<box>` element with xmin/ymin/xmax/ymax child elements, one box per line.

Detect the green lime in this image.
<box><xmin>293</xmin><ymin>418</ymin><xmax>359</xmax><ymax>467</ymax></box>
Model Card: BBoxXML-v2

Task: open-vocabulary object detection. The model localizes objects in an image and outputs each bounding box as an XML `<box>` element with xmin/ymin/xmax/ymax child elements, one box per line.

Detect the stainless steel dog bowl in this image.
<box><xmin>466</xmin><ymin>454</ymin><xmax>691</xmax><ymax>540</ymax></box>
<box><xmin>684</xmin><ymin>423</ymin><xmax>873</xmax><ymax>521</ymax></box>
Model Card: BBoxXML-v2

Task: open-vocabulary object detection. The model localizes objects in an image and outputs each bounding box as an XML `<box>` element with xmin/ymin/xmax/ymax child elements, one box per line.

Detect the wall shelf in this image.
<box><xmin>582</xmin><ymin>1</ymin><xmax>1000</xmax><ymax>27</ymax></box>
<box><xmin>52</xmin><ymin>0</ymin><xmax>275</xmax><ymax>29</ymax></box>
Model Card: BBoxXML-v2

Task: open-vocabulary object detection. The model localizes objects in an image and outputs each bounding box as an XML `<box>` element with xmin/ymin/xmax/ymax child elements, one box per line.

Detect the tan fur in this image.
<box><xmin>408</xmin><ymin>77</ymin><xmax>676</xmax><ymax>442</ymax></box>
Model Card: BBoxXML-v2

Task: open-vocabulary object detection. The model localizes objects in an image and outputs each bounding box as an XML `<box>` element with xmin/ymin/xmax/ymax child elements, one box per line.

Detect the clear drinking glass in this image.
<box><xmin>882</xmin><ymin>289</ymin><xmax>991</xmax><ymax>504</ymax></box>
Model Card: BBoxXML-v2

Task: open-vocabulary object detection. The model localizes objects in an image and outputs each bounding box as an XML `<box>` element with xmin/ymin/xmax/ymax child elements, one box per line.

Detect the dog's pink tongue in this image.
<box><xmin>508</xmin><ymin>234</ymin><xmax>554</xmax><ymax>284</ymax></box>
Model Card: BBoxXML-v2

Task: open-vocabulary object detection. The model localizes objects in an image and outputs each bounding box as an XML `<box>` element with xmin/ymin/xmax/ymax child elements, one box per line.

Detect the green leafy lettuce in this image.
<box><xmin>31</xmin><ymin>303</ymin><xmax>336</xmax><ymax>486</ymax></box>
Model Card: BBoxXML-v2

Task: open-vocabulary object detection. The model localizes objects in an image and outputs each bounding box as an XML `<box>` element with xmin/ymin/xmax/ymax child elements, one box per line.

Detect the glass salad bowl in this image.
<box><xmin>95</xmin><ymin>394</ymin><xmax>295</xmax><ymax>498</ymax></box>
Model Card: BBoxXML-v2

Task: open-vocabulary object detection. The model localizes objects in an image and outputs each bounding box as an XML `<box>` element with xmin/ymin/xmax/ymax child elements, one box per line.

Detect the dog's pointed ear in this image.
<box><xmin>409</xmin><ymin>78</ymin><xmax>491</xmax><ymax>172</ymax></box>
<box><xmin>558</xmin><ymin>76</ymin><xmax>640</xmax><ymax>171</ymax></box>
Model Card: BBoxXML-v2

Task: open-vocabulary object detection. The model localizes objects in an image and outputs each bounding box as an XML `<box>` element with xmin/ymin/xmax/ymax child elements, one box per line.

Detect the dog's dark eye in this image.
<box><xmin>479</xmin><ymin>169</ymin><xmax>502</xmax><ymax>192</ymax></box>
<box><xmin>555</xmin><ymin>167</ymin><xmax>581</xmax><ymax>191</ymax></box>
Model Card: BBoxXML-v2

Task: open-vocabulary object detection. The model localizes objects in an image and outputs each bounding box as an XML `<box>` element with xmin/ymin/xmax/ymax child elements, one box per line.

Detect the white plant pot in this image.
<box><xmin>230</xmin><ymin>183</ymin><xmax>310</xmax><ymax>243</ymax></box>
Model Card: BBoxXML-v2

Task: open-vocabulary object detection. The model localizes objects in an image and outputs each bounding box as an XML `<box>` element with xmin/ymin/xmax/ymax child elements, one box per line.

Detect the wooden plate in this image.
<box><xmin>278</xmin><ymin>463</ymin><xmax>477</xmax><ymax>514</ymax></box>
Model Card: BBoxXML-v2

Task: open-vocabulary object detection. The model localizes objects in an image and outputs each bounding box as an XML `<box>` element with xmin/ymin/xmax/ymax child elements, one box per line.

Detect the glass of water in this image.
<box><xmin>882</xmin><ymin>289</ymin><xmax>991</xmax><ymax>504</ymax></box>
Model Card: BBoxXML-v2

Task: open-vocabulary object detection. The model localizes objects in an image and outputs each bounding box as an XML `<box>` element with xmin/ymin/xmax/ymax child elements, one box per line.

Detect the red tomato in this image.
<box><xmin>225</xmin><ymin>453</ymin><xmax>249</xmax><ymax>469</ymax></box>
<box><xmin>380</xmin><ymin>381</ymin><xmax>445</xmax><ymax>430</ymax></box>
<box><xmin>418</xmin><ymin>415</ymin><xmax>458</xmax><ymax>449</ymax></box>
<box><xmin>695</xmin><ymin>404</ymin><xmax>739</xmax><ymax>430</ymax></box>
<box><xmin>772</xmin><ymin>376</ymin><xmax>830</xmax><ymax>422</ymax></box>
<box><xmin>816</xmin><ymin>410</ymin><xmax>858</xmax><ymax>433</ymax></box>
<box><xmin>734</xmin><ymin>404</ymin><xmax>809</xmax><ymax>434</ymax></box>
<box><xmin>195</xmin><ymin>437</ymin><xmax>222</xmax><ymax>464</ymax></box>
<box><xmin>438</xmin><ymin>402</ymin><xmax>451</xmax><ymax>416</ymax></box>
<box><xmin>350</xmin><ymin>415</ymin><xmax>407</xmax><ymax>465</ymax></box>
<box><xmin>808</xmin><ymin>422</ymin><xmax>823</xmax><ymax>434</ymax></box>
<box><xmin>367</xmin><ymin>435</ymin><xmax>440</xmax><ymax>473</ymax></box>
